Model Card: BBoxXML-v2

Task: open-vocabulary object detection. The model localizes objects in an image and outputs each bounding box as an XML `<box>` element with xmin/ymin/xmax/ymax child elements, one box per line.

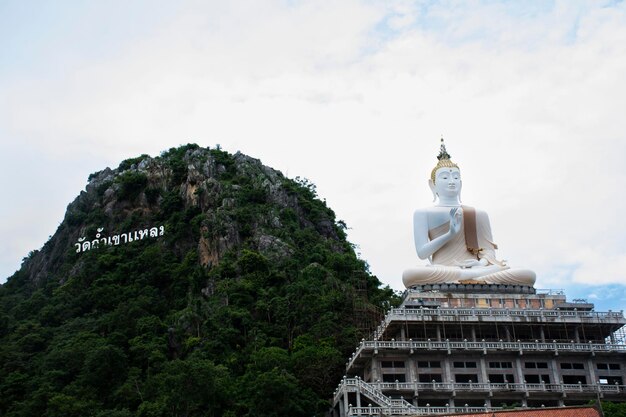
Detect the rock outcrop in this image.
<box><xmin>18</xmin><ymin>145</ymin><xmax>344</xmax><ymax>289</ymax></box>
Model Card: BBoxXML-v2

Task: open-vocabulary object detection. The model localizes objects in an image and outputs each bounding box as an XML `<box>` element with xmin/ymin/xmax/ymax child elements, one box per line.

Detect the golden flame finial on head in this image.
<box><xmin>430</xmin><ymin>137</ymin><xmax>460</xmax><ymax>183</ymax></box>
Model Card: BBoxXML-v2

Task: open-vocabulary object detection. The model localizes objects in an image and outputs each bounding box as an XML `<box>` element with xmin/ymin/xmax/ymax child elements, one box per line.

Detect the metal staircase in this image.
<box><xmin>334</xmin><ymin>377</ymin><xmax>420</xmax><ymax>415</ymax></box>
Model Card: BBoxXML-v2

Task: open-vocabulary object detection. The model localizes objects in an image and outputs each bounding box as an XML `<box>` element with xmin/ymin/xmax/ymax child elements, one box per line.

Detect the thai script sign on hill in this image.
<box><xmin>75</xmin><ymin>226</ymin><xmax>164</xmax><ymax>253</ymax></box>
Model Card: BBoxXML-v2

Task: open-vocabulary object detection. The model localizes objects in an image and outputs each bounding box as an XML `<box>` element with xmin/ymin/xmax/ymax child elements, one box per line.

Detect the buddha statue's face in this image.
<box><xmin>433</xmin><ymin>167</ymin><xmax>461</xmax><ymax>199</ymax></box>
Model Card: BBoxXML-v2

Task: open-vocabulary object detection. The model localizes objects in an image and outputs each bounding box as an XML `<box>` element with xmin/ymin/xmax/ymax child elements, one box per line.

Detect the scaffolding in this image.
<box><xmin>353</xmin><ymin>271</ymin><xmax>384</xmax><ymax>340</ymax></box>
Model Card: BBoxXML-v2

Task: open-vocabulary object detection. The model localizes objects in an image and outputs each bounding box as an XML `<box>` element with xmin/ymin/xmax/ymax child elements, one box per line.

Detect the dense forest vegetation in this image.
<box><xmin>0</xmin><ymin>145</ymin><xmax>398</xmax><ymax>417</ymax></box>
<box><xmin>602</xmin><ymin>401</ymin><xmax>626</xmax><ymax>417</ymax></box>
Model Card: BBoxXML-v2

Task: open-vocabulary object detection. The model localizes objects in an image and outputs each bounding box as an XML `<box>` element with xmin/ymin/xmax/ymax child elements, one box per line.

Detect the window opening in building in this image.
<box><xmin>562</xmin><ymin>375</ymin><xmax>587</xmax><ymax>384</ymax></box>
<box><xmin>599</xmin><ymin>376</ymin><xmax>623</xmax><ymax>385</ymax></box>
<box><xmin>488</xmin><ymin>374</ymin><xmax>515</xmax><ymax>383</ymax></box>
<box><xmin>382</xmin><ymin>373</ymin><xmax>406</xmax><ymax>383</ymax></box>
<box><xmin>560</xmin><ymin>362</ymin><xmax>584</xmax><ymax>370</ymax></box>
<box><xmin>524</xmin><ymin>374</ymin><xmax>550</xmax><ymax>384</ymax></box>
<box><xmin>381</xmin><ymin>361</ymin><xmax>405</xmax><ymax>368</ymax></box>
<box><xmin>417</xmin><ymin>361</ymin><xmax>441</xmax><ymax>368</ymax></box>
<box><xmin>490</xmin><ymin>361</ymin><xmax>513</xmax><ymax>368</ymax></box>
<box><xmin>419</xmin><ymin>374</ymin><xmax>442</xmax><ymax>383</ymax></box>
<box><xmin>455</xmin><ymin>374</ymin><xmax>478</xmax><ymax>383</ymax></box>
<box><xmin>453</xmin><ymin>361</ymin><xmax>477</xmax><ymax>368</ymax></box>
<box><xmin>525</xmin><ymin>361</ymin><xmax>548</xmax><ymax>369</ymax></box>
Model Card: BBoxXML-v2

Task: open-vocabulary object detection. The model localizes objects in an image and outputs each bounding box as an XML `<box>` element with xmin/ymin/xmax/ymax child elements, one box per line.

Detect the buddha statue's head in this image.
<box><xmin>429</xmin><ymin>138</ymin><xmax>462</xmax><ymax>203</ymax></box>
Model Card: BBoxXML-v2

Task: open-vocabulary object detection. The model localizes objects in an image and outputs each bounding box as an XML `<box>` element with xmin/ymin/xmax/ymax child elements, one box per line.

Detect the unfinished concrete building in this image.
<box><xmin>332</xmin><ymin>284</ymin><xmax>626</xmax><ymax>416</ymax></box>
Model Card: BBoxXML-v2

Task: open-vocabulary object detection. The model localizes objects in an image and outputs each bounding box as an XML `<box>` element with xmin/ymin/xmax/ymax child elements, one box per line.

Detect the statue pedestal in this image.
<box><xmin>407</xmin><ymin>283</ymin><xmax>536</xmax><ymax>295</ymax></box>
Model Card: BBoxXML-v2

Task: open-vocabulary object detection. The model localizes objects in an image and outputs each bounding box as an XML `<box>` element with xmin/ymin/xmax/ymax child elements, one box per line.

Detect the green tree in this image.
<box><xmin>141</xmin><ymin>357</ymin><xmax>231</xmax><ymax>417</ymax></box>
<box><xmin>603</xmin><ymin>401</ymin><xmax>626</xmax><ymax>417</ymax></box>
<box><xmin>242</xmin><ymin>368</ymin><xmax>317</xmax><ymax>417</ymax></box>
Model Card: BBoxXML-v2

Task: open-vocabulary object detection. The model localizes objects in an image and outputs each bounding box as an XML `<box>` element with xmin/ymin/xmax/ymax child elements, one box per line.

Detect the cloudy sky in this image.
<box><xmin>2</xmin><ymin>0</ymin><xmax>626</xmax><ymax>311</ymax></box>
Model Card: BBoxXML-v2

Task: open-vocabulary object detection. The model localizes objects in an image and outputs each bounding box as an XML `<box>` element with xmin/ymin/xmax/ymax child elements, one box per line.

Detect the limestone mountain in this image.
<box><xmin>0</xmin><ymin>144</ymin><xmax>396</xmax><ymax>417</ymax></box>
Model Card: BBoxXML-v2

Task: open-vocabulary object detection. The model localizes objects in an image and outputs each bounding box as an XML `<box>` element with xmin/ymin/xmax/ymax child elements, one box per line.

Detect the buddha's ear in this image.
<box><xmin>458</xmin><ymin>180</ymin><xmax>462</xmax><ymax>203</ymax></box>
<box><xmin>428</xmin><ymin>179</ymin><xmax>437</xmax><ymax>202</ymax></box>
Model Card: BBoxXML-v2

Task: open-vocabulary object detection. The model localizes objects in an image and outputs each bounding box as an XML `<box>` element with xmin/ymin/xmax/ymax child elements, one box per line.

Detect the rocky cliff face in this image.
<box><xmin>20</xmin><ymin>145</ymin><xmax>344</xmax><ymax>289</ymax></box>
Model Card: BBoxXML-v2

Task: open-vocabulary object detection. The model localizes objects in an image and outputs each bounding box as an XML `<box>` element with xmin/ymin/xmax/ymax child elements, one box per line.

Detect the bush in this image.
<box><xmin>118</xmin><ymin>155</ymin><xmax>149</xmax><ymax>171</ymax></box>
<box><xmin>116</xmin><ymin>171</ymin><xmax>148</xmax><ymax>201</ymax></box>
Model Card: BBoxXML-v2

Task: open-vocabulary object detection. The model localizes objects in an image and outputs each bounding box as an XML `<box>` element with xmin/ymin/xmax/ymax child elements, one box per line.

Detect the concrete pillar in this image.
<box><xmin>505</xmin><ymin>326</ymin><xmax>512</xmax><ymax>342</ymax></box>
<box><xmin>400</xmin><ymin>326</ymin><xmax>406</xmax><ymax>341</ymax></box>
<box><xmin>471</xmin><ymin>326</ymin><xmax>477</xmax><ymax>342</ymax></box>
<box><xmin>550</xmin><ymin>358</ymin><xmax>560</xmax><ymax>385</ymax></box>
<box><xmin>343</xmin><ymin>392</ymin><xmax>349</xmax><ymax>417</ymax></box>
<box><xmin>444</xmin><ymin>357</ymin><xmax>453</xmax><ymax>383</ymax></box>
<box><xmin>521</xmin><ymin>398</ymin><xmax>528</xmax><ymax>407</ymax></box>
<box><xmin>514</xmin><ymin>357</ymin><xmax>524</xmax><ymax>384</ymax></box>
<box><xmin>436</xmin><ymin>325</ymin><xmax>442</xmax><ymax>341</ymax></box>
<box><xmin>408</xmin><ymin>357</ymin><xmax>417</xmax><ymax>382</ymax></box>
<box><xmin>339</xmin><ymin>394</ymin><xmax>345</xmax><ymax>417</ymax></box>
<box><xmin>479</xmin><ymin>357</ymin><xmax>488</xmax><ymax>383</ymax></box>
<box><xmin>587</xmin><ymin>358</ymin><xmax>597</xmax><ymax>385</ymax></box>
<box><xmin>548</xmin><ymin>358</ymin><xmax>561</xmax><ymax>384</ymax></box>
<box><xmin>574</xmin><ymin>326</ymin><xmax>580</xmax><ymax>343</ymax></box>
<box><xmin>371</xmin><ymin>358</ymin><xmax>379</xmax><ymax>382</ymax></box>
<box><xmin>540</xmin><ymin>326</ymin><xmax>546</xmax><ymax>343</ymax></box>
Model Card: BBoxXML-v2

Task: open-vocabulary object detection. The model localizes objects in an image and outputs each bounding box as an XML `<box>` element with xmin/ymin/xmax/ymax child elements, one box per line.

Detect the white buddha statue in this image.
<box><xmin>402</xmin><ymin>140</ymin><xmax>536</xmax><ymax>288</ymax></box>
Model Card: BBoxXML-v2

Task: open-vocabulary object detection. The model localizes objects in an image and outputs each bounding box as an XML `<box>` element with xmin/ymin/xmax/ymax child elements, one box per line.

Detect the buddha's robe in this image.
<box><xmin>402</xmin><ymin>208</ymin><xmax>536</xmax><ymax>287</ymax></box>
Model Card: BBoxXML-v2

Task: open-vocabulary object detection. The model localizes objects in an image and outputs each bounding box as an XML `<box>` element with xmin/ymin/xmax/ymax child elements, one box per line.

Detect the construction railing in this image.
<box><xmin>368</xmin><ymin>380</ymin><xmax>626</xmax><ymax>394</ymax></box>
<box><xmin>334</xmin><ymin>377</ymin><xmax>624</xmax><ymax>417</ymax></box>
<box><xmin>334</xmin><ymin>377</ymin><xmax>419</xmax><ymax>414</ymax></box>
<box><xmin>347</xmin><ymin>338</ymin><xmax>626</xmax><ymax>370</ymax></box>
<box><xmin>371</xmin><ymin>307</ymin><xmax>625</xmax><ymax>341</ymax></box>
<box><xmin>347</xmin><ymin>405</ymin><xmax>502</xmax><ymax>416</ymax></box>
